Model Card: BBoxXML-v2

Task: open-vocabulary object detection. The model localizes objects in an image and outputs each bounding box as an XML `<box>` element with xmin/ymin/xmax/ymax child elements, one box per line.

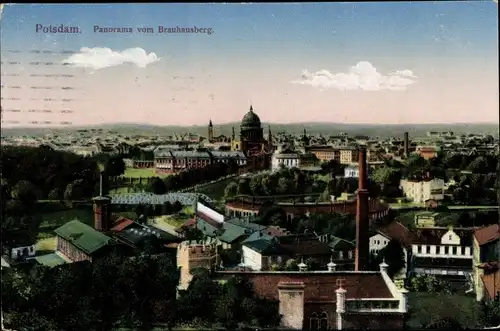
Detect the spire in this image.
<box><xmin>209</xmin><ymin>119</ymin><xmax>213</xmax><ymax>127</ymax></box>
<box><xmin>249</xmin><ymin>104</ymin><xmax>253</xmax><ymax>112</ymax></box>
<box><xmin>232</xmin><ymin>126</ymin><xmax>235</xmax><ymax>140</ymax></box>
<box><xmin>303</xmin><ymin>127</ymin><xmax>307</xmax><ymax>136</ymax></box>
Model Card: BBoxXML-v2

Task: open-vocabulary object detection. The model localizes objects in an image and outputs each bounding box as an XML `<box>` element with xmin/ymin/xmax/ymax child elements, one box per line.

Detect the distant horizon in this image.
<box><xmin>2</xmin><ymin>120</ymin><xmax>499</xmax><ymax>131</ymax></box>
<box><xmin>1</xmin><ymin>3</ymin><xmax>498</xmax><ymax>127</ymax></box>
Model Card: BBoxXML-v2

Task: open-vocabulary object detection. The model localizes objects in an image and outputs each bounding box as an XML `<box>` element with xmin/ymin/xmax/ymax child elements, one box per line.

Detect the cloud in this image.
<box><xmin>291</xmin><ymin>61</ymin><xmax>417</xmax><ymax>91</ymax></box>
<box><xmin>62</xmin><ymin>47</ymin><xmax>160</xmax><ymax>71</ymax></box>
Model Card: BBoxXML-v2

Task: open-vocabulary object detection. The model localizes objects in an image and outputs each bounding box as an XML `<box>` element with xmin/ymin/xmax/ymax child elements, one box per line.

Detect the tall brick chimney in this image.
<box><xmin>92</xmin><ymin>172</ymin><xmax>111</xmax><ymax>231</ymax></box>
<box><xmin>355</xmin><ymin>147</ymin><xmax>370</xmax><ymax>271</ymax></box>
<box><xmin>403</xmin><ymin>132</ymin><xmax>409</xmax><ymax>158</ymax></box>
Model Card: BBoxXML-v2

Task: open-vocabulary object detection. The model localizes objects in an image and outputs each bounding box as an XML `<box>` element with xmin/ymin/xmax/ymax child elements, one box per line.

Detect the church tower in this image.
<box><xmin>268</xmin><ymin>125</ymin><xmax>273</xmax><ymax>152</ymax></box>
<box><xmin>208</xmin><ymin>119</ymin><xmax>214</xmax><ymax>142</ymax></box>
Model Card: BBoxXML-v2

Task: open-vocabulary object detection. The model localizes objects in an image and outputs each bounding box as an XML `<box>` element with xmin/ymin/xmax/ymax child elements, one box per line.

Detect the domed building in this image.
<box><xmin>231</xmin><ymin>105</ymin><xmax>271</xmax><ymax>156</ymax></box>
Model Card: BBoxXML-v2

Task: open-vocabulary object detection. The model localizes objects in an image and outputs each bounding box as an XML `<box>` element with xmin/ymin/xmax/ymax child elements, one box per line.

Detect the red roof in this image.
<box><xmin>216</xmin><ymin>272</ymin><xmax>393</xmax><ymax>301</ymax></box>
<box><xmin>474</xmin><ymin>224</ymin><xmax>500</xmax><ymax>246</ymax></box>
<box><xmin>110</xmin><ymin>217</ymin><xmax>134</xmax><ymax>232</ymax></box>
<box><xmin>378</xmin><ymin>222</ymin><xmax>413</xmax><ymax>248</ymax></box>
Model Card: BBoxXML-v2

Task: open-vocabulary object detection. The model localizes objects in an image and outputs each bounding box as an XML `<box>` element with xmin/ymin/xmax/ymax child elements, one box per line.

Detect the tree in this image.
<box><xmin>105</xmin><ymin>156</ymin><xmax>126</xmax><ymax>177</ymax></box>
<box><xmin>224</xmin><ymin>181</ymin><xmax>238</xmax><ymax>200</ymax></box>
<box><xmin>147</xmin><ymin>177</ymin><xmax>167</xmax><ymax>195</ymax></box>
<box><xmin>375</xmin><ymin>239</ymin><xmax>405</xmax><ymax>278</ymax></box>
<box><xmin>468</xmin><ymin>156</ymin><xmax>488</xmax><ymax>173</ymax></box>
<box><xmin>63</xmin><ymin>179</ymin><xmax>85</xmax><ymax>201</ymax></box>
<box><xmin>425</xmin><ymin>317</ymin><xmax>463</xmax><ymax>329</ymax></box>
<box><xmin>11</xmin><ymin>180</ymin><xmax>40</xmax><ymax>204</ymax></box>
<box><xmin>172</xmin><ymin>200</ymin><xmax>183</xmax><ymax>213</ymax></box>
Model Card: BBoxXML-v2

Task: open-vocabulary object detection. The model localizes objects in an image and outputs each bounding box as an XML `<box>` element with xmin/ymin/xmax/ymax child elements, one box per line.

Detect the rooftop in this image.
<box><xmin>54</xmin><ymin>220</ymin><xmax>112</xmax><ymax>255</ymax></box>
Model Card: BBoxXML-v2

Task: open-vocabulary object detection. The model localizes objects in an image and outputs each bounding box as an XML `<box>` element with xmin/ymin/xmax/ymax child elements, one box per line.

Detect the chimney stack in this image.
<box><xmin>355</xmin><ymin>147</ymin><xmax>370</xmax><ymax>271</ymax></box>
<box><xmin>92</xmin><ymin>172</ymin><xmax>111</xmax><ymax>232</ymax></box>
<box><xmin>403</xmin><ymin>132</ymin><xmax>409</xmax><ymax>158</ymax></box>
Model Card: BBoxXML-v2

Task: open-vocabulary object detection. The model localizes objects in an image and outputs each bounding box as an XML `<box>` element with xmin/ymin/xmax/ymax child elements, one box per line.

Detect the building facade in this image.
<box><xmin>400</xmin><ymin>178</ymin><xmax>445</xmax><ymax>203</ymax></box>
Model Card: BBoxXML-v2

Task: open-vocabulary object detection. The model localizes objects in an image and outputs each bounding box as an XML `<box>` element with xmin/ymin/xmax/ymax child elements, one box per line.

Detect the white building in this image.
<box><xmin>411</xmin><ymin>227</ymin><xmax>474</xmax><ymax>277</ymax></box>
<box><xmin>344</xmin><ymin>165</ymin><xmax>359</xmax><ymax>178</ymax></box>
<box><xmin>241</xmin><ymin>237</ymin><xmax>289</xmax><ymax>270</ymax></box>
<box><xmin>271</xmin><ymin>148</ymin><xmax>300</xmax><ymax>171</ymax></box>
<box><xmin>400</xmin><ymin>178</ymin><xmax>445</xmax><ymax>203</ymax></box>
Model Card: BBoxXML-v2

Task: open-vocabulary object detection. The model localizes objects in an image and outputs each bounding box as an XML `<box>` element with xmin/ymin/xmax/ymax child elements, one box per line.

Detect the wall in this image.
<box><xmin>197</xmin><ymin>202</ymin><xmax>224</xmax><ymax>224</ymax></box>
<box><xmin>278</xmin><ymin>283</ymin><xmax>305</xmax><ymax>330</ymax></box>
<box><xmin>242</xmin><ymin>245</ymin><xmax>262</xmax><ymax>270</ymax></box>
<box><xmin>412</xmin><ymin>244</ymin><xmax>472</xmax><ymax>258</ymax></box>
<box><xmin>56</xmin><ymin>237</ymin><xmax>91</xmax><ymax>262</ymax></box>
<box><xmin>342</xmin><ymin>312</ymin><xmax>405</xmax><ymax>330</ymax></box>
<box><xmin>9</xmin><ymin>245</ymin><xmax>36</xmax><ymax>260</ymax></box>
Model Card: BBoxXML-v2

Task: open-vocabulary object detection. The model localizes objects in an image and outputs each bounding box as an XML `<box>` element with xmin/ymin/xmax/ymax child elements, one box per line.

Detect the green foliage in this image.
<box><xmin>177</xmin><ymin>275</ymin><xmax>281</xmax><ymax>329</ymax></box>
<box><xmin>372</xmin><ymin>239</ymin><xmax>405</xmax><ymax>278</ymax></box>
<box><xmin>2</xmin><ymin>255</ymin><xmax>179</xmax><ymax>331</ymax></box>
<box><xmin>408</xmin><ymin>274</ymin><xmax>452</xmax><ymax>293</ymax></box>
<box><xmin>147</xmin><ymin>176</ymin><xmax>167</xmax><ymax>194</ymax></box>
<box><xmin>104</xmin><ymin>155</ymin><xmax>126</xmax><ymax>177</ymax></box>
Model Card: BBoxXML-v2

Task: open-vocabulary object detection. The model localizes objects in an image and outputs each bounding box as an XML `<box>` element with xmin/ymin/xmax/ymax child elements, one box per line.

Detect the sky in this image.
<box><xmin>0</xmin><ymin>2</ymin><xmax>498</xmax><ymax>127</ymax></box>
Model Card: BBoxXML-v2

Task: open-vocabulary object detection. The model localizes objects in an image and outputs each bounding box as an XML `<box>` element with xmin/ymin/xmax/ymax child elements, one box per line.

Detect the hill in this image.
<box><xmin>1</xmin><ymin>122</ymin><xmax>498</xmax><ymax>139</ymax></box>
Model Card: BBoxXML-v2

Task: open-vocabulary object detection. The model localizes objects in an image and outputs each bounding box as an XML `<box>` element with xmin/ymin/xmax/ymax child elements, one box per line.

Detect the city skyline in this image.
<box><xmin>0</xmin><ymin>2</ymin><xmax>498</xmax><ymax>127</ymax></box>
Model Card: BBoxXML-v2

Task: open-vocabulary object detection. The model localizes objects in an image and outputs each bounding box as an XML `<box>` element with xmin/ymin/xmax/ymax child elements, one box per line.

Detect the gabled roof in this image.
<box><xmin>474</xmin><ymin>224</ymin><xmax>500</xmax><ymax>246</ymax></box>
<box><xmin>54</xmin><ymin>220</ymin><xmax>111</xmax><ymax>255</ymax></box>
<box><xmin>243</xmin><ymin>238</ymin><xmax>291</xmax><ymax>256</ymax></box>
<box><xmin>218</xmin><ymin>222</ymin><xmax>250</xmax><ymax>244</ymax></box>
<box><xmin>377</xmin><ymin>222</ymin><xmax>413</xmax><ymax>249</ymax></box>
<box><xmin>110</xmin><ymin>217</ymin><xmax>134</xmax><ymax>232</ymax></box>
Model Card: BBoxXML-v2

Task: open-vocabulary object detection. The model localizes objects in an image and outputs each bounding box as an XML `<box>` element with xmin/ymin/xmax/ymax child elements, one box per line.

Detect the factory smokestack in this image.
<box><xmin>403</xmin><ymin>132</ymin><xmax>409</xmax><ymax>158</ymax></box>
<box><xmin>355</xmin><ymin>147</ymin><xmax>370</xmax><ymax>271</ymax></box>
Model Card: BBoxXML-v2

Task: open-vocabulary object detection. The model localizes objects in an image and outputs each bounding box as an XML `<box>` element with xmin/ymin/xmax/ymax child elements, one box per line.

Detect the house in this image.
<box><xmin>1</xmin><ymin>232</ymin><xmax>36</xmax><ymax>265</ymax></box>
<box><xmin>278</xmin><ymin>233</ymin><xmax>333</xmax><ymax>266</ymax></box>
<box><xmin>53</xmin><ymin>220</ymin><xmax>113</xmax><ymax>263</ymax></box>
<box><xmin>242</xmin><ymin>233</ymin><xmax>333</xmax><ymax>271</ymax></box>
<box><xmin>344</xmin><ymin>165</ymin><xmax>359</xmax><ymax>178</ymax></box>
<box><xmin>400</xmin><ymin>178</ymin><xmax>445</xmax><ymax>203</ymax></box>
<box><xmin>478</xmin><ymin>263</ymin><xmax>499</xmax><ymax>302</ymax></box>
<box><xmin>411</xmin><ymin>227</ymin><xmax>474</xmax><ymax>278</ymax></box>
<box><xmin>473</xmin><ymin>224</ymin><xmax>500</xmax><ymax>301</ymax></box>
<box><xmin>271</xmin><ymin>148</ymin><xmax>300</xmax><ymax>171</ymax></box>
<box><xmin>319</xmin><ymin>234</ymin><xmax>356</xmax><ymax>270</ymax></box>
<box><xmin>339</xmin><ymin>147</ymin><xmax>359</xmax><ymax>164</ymax></box>
<box><xmin>369</xmin><ymin>222</ymin><xmax>413</xmax><ymax>277</ymax></box>
<box><xmin>414</xmin><ymin>212</ymin><xmax>440</xmax><ymax>228</ymax></box>
<box><xmin>241</xmin><ymin>237</ymin><xmax>292</xmax><ymax>270</ymax></box>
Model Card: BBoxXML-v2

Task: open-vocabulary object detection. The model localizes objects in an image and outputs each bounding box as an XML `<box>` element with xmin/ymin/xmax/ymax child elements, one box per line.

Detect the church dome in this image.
<box><xmin>241</xmin><ymin>105</ymin><xmax>261</xmax><ymax>128</ymax></box>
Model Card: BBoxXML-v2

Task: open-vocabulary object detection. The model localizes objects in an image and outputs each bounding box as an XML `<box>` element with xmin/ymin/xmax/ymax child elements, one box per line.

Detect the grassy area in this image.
<box><xmin>124</xmin><ymin>168</ymin><xmax>171</xmax><ymax>178</ymax></box>
<box><xmin>153</xmin><ymin>207</ymin><xmax>194</xmax><ymax>229</ymax></box>
<box><xmin>406</xmin><ymin>292</ymin><xmax>479</xmax><ymax>329</ymax></box>
<box><xmin>193</xmin><ymin>177</ymin><xmax>235</xmax><ymax>201</ymax></box>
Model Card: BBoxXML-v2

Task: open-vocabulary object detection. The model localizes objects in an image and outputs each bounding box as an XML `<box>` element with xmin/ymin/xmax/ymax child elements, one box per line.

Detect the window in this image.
<box><xmin>348</xmin><ymin>250</ymin><xmax>353</xmax><ymax>259</ymax></box>
<box><xmin>417</xmin><ymin>246</ymin><xmax>422</xmax><ymax>253</ymax></box>
<box><xmin>310</xmin><ymin>313</ymin><xmax>319</xmax><ymax>330</ymax></box>
<box><xmin>448</xmin><ymin>235</ymin><xmax>452</xmax><ymax>241</ymax></box>
<box><xmin>426</xmin><ymin>246</ymin><xmax>431</xmax><ymax>254</ymax></box>
<box><xmin>445</xmin><ymin>246</ymin><xmax>449</xmax><ymax>254</ymax></box>
<box><xmin>319</xmin><ymin>312</ymin><xmax>328</xmax><ymax>330</ymax></box>
<box><xmin>452</xmin><ymin>246</ymin><xmax>457</xmax><ymax>255</ymax></box>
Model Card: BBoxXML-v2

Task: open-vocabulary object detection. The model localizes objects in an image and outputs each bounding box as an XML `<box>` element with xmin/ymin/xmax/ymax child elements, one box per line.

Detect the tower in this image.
<box><xmin>208</xmin><ymin>119</ymin><xmax>214</xmax><ymax>142</ymax></box>
<box><xmin>268</xmin><ymin>125</ymin><xmax>273</xmax><ymax>151</ymax></box>
<box><xmin>231</xmin><ymin>126</ymin><xmax>235</xmax><ymax>140</ymax></box>
<box><xmin>355</xmin><ymin>147</ymin><xmax>370</xmax><ymax>271</ymax></box>
<box><xmin>92</xmin><ymin>172</ymin><xmax>111</xmax><ymax>232</ymax></box>
<box><xmin>403</xmin><ymin>132</ymin><xmax>409</xmax><ymax>158</ymax></box>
